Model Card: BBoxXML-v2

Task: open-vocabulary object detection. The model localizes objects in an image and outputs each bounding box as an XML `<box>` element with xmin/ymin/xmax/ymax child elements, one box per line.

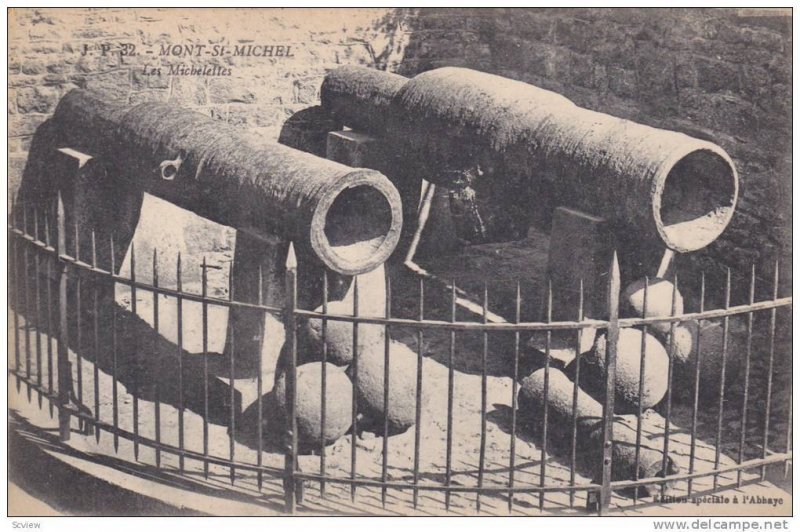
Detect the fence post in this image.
<box><xmin>598</xmin><ymin>251</ymin><xmax>620</xmax><ymax>514</ymax></box>
<box><xmin>283</xmin><ymin>242</ymin><xmax>299</xmax><ymax>513</ymax></box>
<box><xmin>56</xmin><ymin>191</ymin><xmax>72</xmax><ymax>441</ymax></box>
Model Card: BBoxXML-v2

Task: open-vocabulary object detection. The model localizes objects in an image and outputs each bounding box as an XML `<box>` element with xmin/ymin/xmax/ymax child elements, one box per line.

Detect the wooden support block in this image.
<box><xmin>543</xmin><ymin>207</ymin><xmax>615</xmax><ymax>322</ymax></box>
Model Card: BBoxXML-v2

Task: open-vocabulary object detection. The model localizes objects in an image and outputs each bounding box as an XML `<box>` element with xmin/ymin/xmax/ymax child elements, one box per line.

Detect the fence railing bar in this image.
<box><xmin>287</xmin><ymin>298</ymin><xmax>792</xmax><ymax>331</ymax></box>
<box><xmin>73</xmin><ymin>216</ymin><xmax>83</xmax><ymax>423</ymax></box>
<box><xmin>319</xmin><ymin>269</ymin><xmax>328</xmax><ymax>499</ymax></box>
<box><xmin>228</xmin><ymin>260</ymin><xmax>236</xmax><ymax>485</ymax></box>
<box><xmin>351</xmin><ymin>275</ymin><xmax>360</xmax><ymax>503</ymax></box>
<box><xmin>31</xmin><ymin>362</ymin><xmax>782</xmax><ymax>491</ymax></box>
<box><xmin>110</xmin><ymin>234</ymin><xmax>119</xmax><ymax>452</ymax></box>
<box><xmin>46</xmin><ymin>209</ymin><xmax>57</xmax><ymax>420</ymax></box>
<box><xmin>12</xmin><ymin>220</ymin><xmax>21</xmax><ymax>392</ymax></box>
<box><xmin>201</xmin><ymin>256</ymin><xmax>210</xmax><ymax>480</ymax></box>
<box><xmin>6</xmin><ymin>230</ymin><xmax>285</xmax><ymax>314</ymax></box>
<box><xmin>633</xmin><ymin>276</ymin><xmax>649</xmax><ymax>506</ymax></box>
<box><xmin>614</xmin><ymin>303</ymin><xmax>792</xmax><ymax>326</ymax></box>
<box><xmin>609</xmin><ymin>453</ymin><xmax>792</xmax><ymax>490</ymax></box>
<box><xmin>23</xmin><ymin>206</ymin><xmax>32</xmax><ymax>402</ymax></box>
<box><xmin>283</xmin><ymin>243</ymin><xmax>299</xmax><ymax>513</ymax></box>
<box><xmin>688</xmin><ymin>271</ymin><xmax>705</xmax><ymax>496</ymax></box>
<box><xmin>91</xmin><ymin>231</ymin><xmax>101</xmax><ymax>443</ymax></box>
<box><xmin>713</xmin><ymin>268</ymin><xmax>731</xmax><ymax>490</ymax></box>
<box><xmin>380</xmin><ymin>274</ymin><xmax>391</xmax><ymax>508</ymax></box>
<box><xmin>569</xmin><ymin>278</ymin><xmax>584</xmax><ymax>509</ymax></box>
<box><xmin>73</xmin><ymin>213</ymin><xmax>80</xmax><ymax>260</ymax></box>
<box><xmin>45</xmin><ymin>241</ymin><xmax>56</xmax><ymax>418</ymax></box>
<box><xmin>177</xmin><ymin>253</ymin><xmax>185</xmax><ymax>474</ymax></box>
<box><xmin>34</xmin><ymin>210</ymin><xmax>44</xmax><ymax>410</ymax></box>
<box><xmin>293</xmin><ymin>470</ymin><xmax>602</xmax><ymax>493</ymax></box>
<box><xmin>539</xmin><ymin>280</ymin><xmax>552</xmax><ymax>512</ymax></box>
<box><xmin>257</xmin><ymin>264</ymin><xmax>264</xmax><ymax>491</ymax></box>
<box><xmin>153</xmin><ymin>249</ymin><xmax>162</xmax><ymax>469</ymax></box>
<box><xmin>761</xmin><ymin>259</ymin><xmax>778</xmax><ymax>481</ymax></box>
<box><xmin>785</xmin><ymin>395</ymin><xmax>792</xmax><ymax>480</ymax></box>
<box><xmin>477</xmin><ymin>281</ymin><xmax>489</xmax><ymax>513</ymax></box>
<box><xmin>597</xmin><ymin>251</ymin><xmax>620</xmax><ymax>515</ymax></box>
<box><xmin>413</xmin><ymin>277</ymin><xmax>424</xmax><ymax>509</ymax></box>
<box><xmin>45</xmin><ymin>209</ymin><xmax>56</xmax><ymax>418</ymax></box>
<box><xmin>444</xmin><ymin>279</ymin><xmax>456</xmax><ymax>512</ymax></box>
<box><xmin>508</xmin><ymin>281</ymin><xmax>521</xmax><ymax>513</ymax></box>
<box><xmin>9</xmin><ymin>198</ymin><xmax>18</xmax><ymax>387</ymax></box>
<box><xmin>11</xmin><ymin>224</ymin><xmax>792</xmax><ymax>322</ymax></box>
<box><xmin>130</xmin><ymin>242</ymin><xmax>140</xmax><ymax>460</ymax></box>
<box><xmin>288</xmin><ymin>310</ymin><xmax>604</xmax><ymax>330</ymax></box>
<box><xmin>737</xmin><ymin>264</ymin><xmax>756</xmax><ymax>487</ymax></box>
<box><xmin>660</xmin><ymin>273</ymin><xmax>678</xmax><ymax>500</ymax></box>
<box><xmin>75</xmin><ymin>228</ymin><xmax>83</xmax><ymax>420</ymax></box>
<box><xmin>14</xmin><ymin>392</ymin><xmax>286</xmax><ymax>475</ymax></box>
<box><xmin>56</xmin><ymin>193</ymin><xmax>71</xmax><ymax>440</ymax></box>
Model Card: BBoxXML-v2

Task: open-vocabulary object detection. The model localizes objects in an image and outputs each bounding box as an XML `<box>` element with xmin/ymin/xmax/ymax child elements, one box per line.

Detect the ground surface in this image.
<box><xmin>8</xmin><ymin>272</ymin><xmax>792</xmax><ymax>516</ymax></box>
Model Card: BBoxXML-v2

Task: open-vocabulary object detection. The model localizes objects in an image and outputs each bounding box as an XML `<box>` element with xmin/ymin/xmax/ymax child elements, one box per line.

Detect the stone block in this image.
<box><xmin>543</xmin><ymin>207</ymin><xmax>614</xmax><ymax>321</ymax></box>
<box><xmin>326</xmin><ymin>130</ymin><xmax>384</xmax><ymax>168</ymax></box>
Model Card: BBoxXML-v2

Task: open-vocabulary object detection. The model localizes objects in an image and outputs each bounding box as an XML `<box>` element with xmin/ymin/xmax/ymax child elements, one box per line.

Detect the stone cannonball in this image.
<box><xmin>273</xmin><ymin>362</ymin><xmax>353</xmax><ymax>447</ymax></box>
<box><xmin>304</xmin><ymin>300</ymin><xmax>386</xmax><ymax>366</ymax></box>
<box><xmin>579</xmin><ymin>328</ymin><xmax>670</xmax><ymax>414</ymax></box>
<box><xmin>348</xmin><ymin>340</ymin><xmax>422</xmax><ymax>435</ymax></box>
<box><xmin>622</xmin><ymin>278</ymin><xmax>684</xmax><ymax>335</ymax></box>
<box><xmin>670</xmin><ymin>320</ymin><xmax>743</xmax><ymax>401</ymax></box>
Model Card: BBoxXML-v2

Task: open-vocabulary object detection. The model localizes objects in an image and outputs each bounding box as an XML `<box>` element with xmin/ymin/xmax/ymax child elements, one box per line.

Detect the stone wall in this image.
<box><xmin>8</xmin><ymin>7</ymin><xmax>407</xmax><ymax>196</ymax></box>
<box><xmin>8</xmin><ymin>7</ymin><xmax>792</xmax><ymax>288</ymax></box>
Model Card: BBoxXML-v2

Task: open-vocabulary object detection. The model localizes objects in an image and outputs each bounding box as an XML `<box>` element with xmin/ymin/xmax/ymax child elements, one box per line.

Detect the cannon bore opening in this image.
<box><xmin>312</xmin><ymin>181</ymin><xmax>400</xmax><ymax>275</ymax></box>
<box><xmin>656</xmin><ymin>148</ymin><xmax>738</xmax><ymax>252</ymax></box>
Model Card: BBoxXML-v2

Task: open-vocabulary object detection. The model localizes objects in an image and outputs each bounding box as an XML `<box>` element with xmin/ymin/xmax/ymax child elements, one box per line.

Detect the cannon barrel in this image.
<box><xmin>321</xmin><ymin>66</ymin><xmax>738</xmax><ymax>252</ymax></box>
<box><xmin>51</xmin><ymin>89</ymin><xmax>403</xmax><ymax>275</ymax></box>
<box><xmin>320</xmin><ymin>65</ymin><xmax>408</xmax><ymax>136</ymax></box>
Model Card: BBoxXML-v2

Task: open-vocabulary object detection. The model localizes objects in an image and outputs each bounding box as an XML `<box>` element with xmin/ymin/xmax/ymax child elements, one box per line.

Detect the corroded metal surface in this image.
<box><xmin>321</xmin><ymin>66</ymin><xmax>739</xmax><ymax>251</ymax></box>
<box><xmin>321</xmin><ymin>65</ymin><xmax>408</xmax><ymax>136</ymax></box>
<box><xmin>51</xmin><ymin>89</ymin><xmax>403</xmax><ymax>275</ymax></box>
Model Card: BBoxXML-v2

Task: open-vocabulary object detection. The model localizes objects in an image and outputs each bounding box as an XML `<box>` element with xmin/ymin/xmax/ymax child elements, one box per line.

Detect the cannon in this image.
<box><xmin>321</xmin><ymin>66</ymin><xmax>738</xmax><ymax>253</ymax></box>
<box><xmin>16</xmin><ymin>89</ymin><xmax>404</xmax><ymax>383</ymax></box>
<box><xmin>47</xmin><ymin>89</ymin><xmax>402</xmax><ymax>276</ymax></box>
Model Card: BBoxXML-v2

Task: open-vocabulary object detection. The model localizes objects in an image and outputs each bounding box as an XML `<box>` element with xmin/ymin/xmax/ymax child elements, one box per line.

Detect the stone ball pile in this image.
<box><xmin>272</xmin><ymin>317</ymin><xmax>423</xmax><ymax>447</ymax></box>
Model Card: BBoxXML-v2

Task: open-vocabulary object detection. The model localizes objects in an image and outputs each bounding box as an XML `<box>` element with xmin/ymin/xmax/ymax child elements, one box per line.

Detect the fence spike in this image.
<box><xmin>176</xmin><ymin>251</ymin><xmax>185</xmax><ymax>474</ymax></box>
<box><xmin>130</xmin><ymin>240</ymin><xmax>139</xmax><ymax>461</ymax></box>
<box><xmin>285</xmin><ymin>241</ymin><xmax>297</xmax><ymax>271</ymax></box>
<box><xmin>660</xmin><ymin>272</ymin><xmax>678</xmax><ymax>499</ymax></box>
<box><xmin>737</xmin><ymin>263</ymin><xmax>757</xmax><ymax>486</ymax></box>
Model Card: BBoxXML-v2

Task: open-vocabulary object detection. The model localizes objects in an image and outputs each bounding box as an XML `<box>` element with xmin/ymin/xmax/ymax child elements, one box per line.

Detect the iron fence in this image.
<box><xmin>7</xmin><ymin>192</ymin><xmax>793</xmax><ymax>515</ymax></box>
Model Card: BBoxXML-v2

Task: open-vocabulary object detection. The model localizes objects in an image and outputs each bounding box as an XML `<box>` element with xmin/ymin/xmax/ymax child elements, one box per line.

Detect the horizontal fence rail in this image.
<box><xmin>7</xmin><ymin>195</ymin><xmax>793</xmax><ymax>516</ymax></box>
